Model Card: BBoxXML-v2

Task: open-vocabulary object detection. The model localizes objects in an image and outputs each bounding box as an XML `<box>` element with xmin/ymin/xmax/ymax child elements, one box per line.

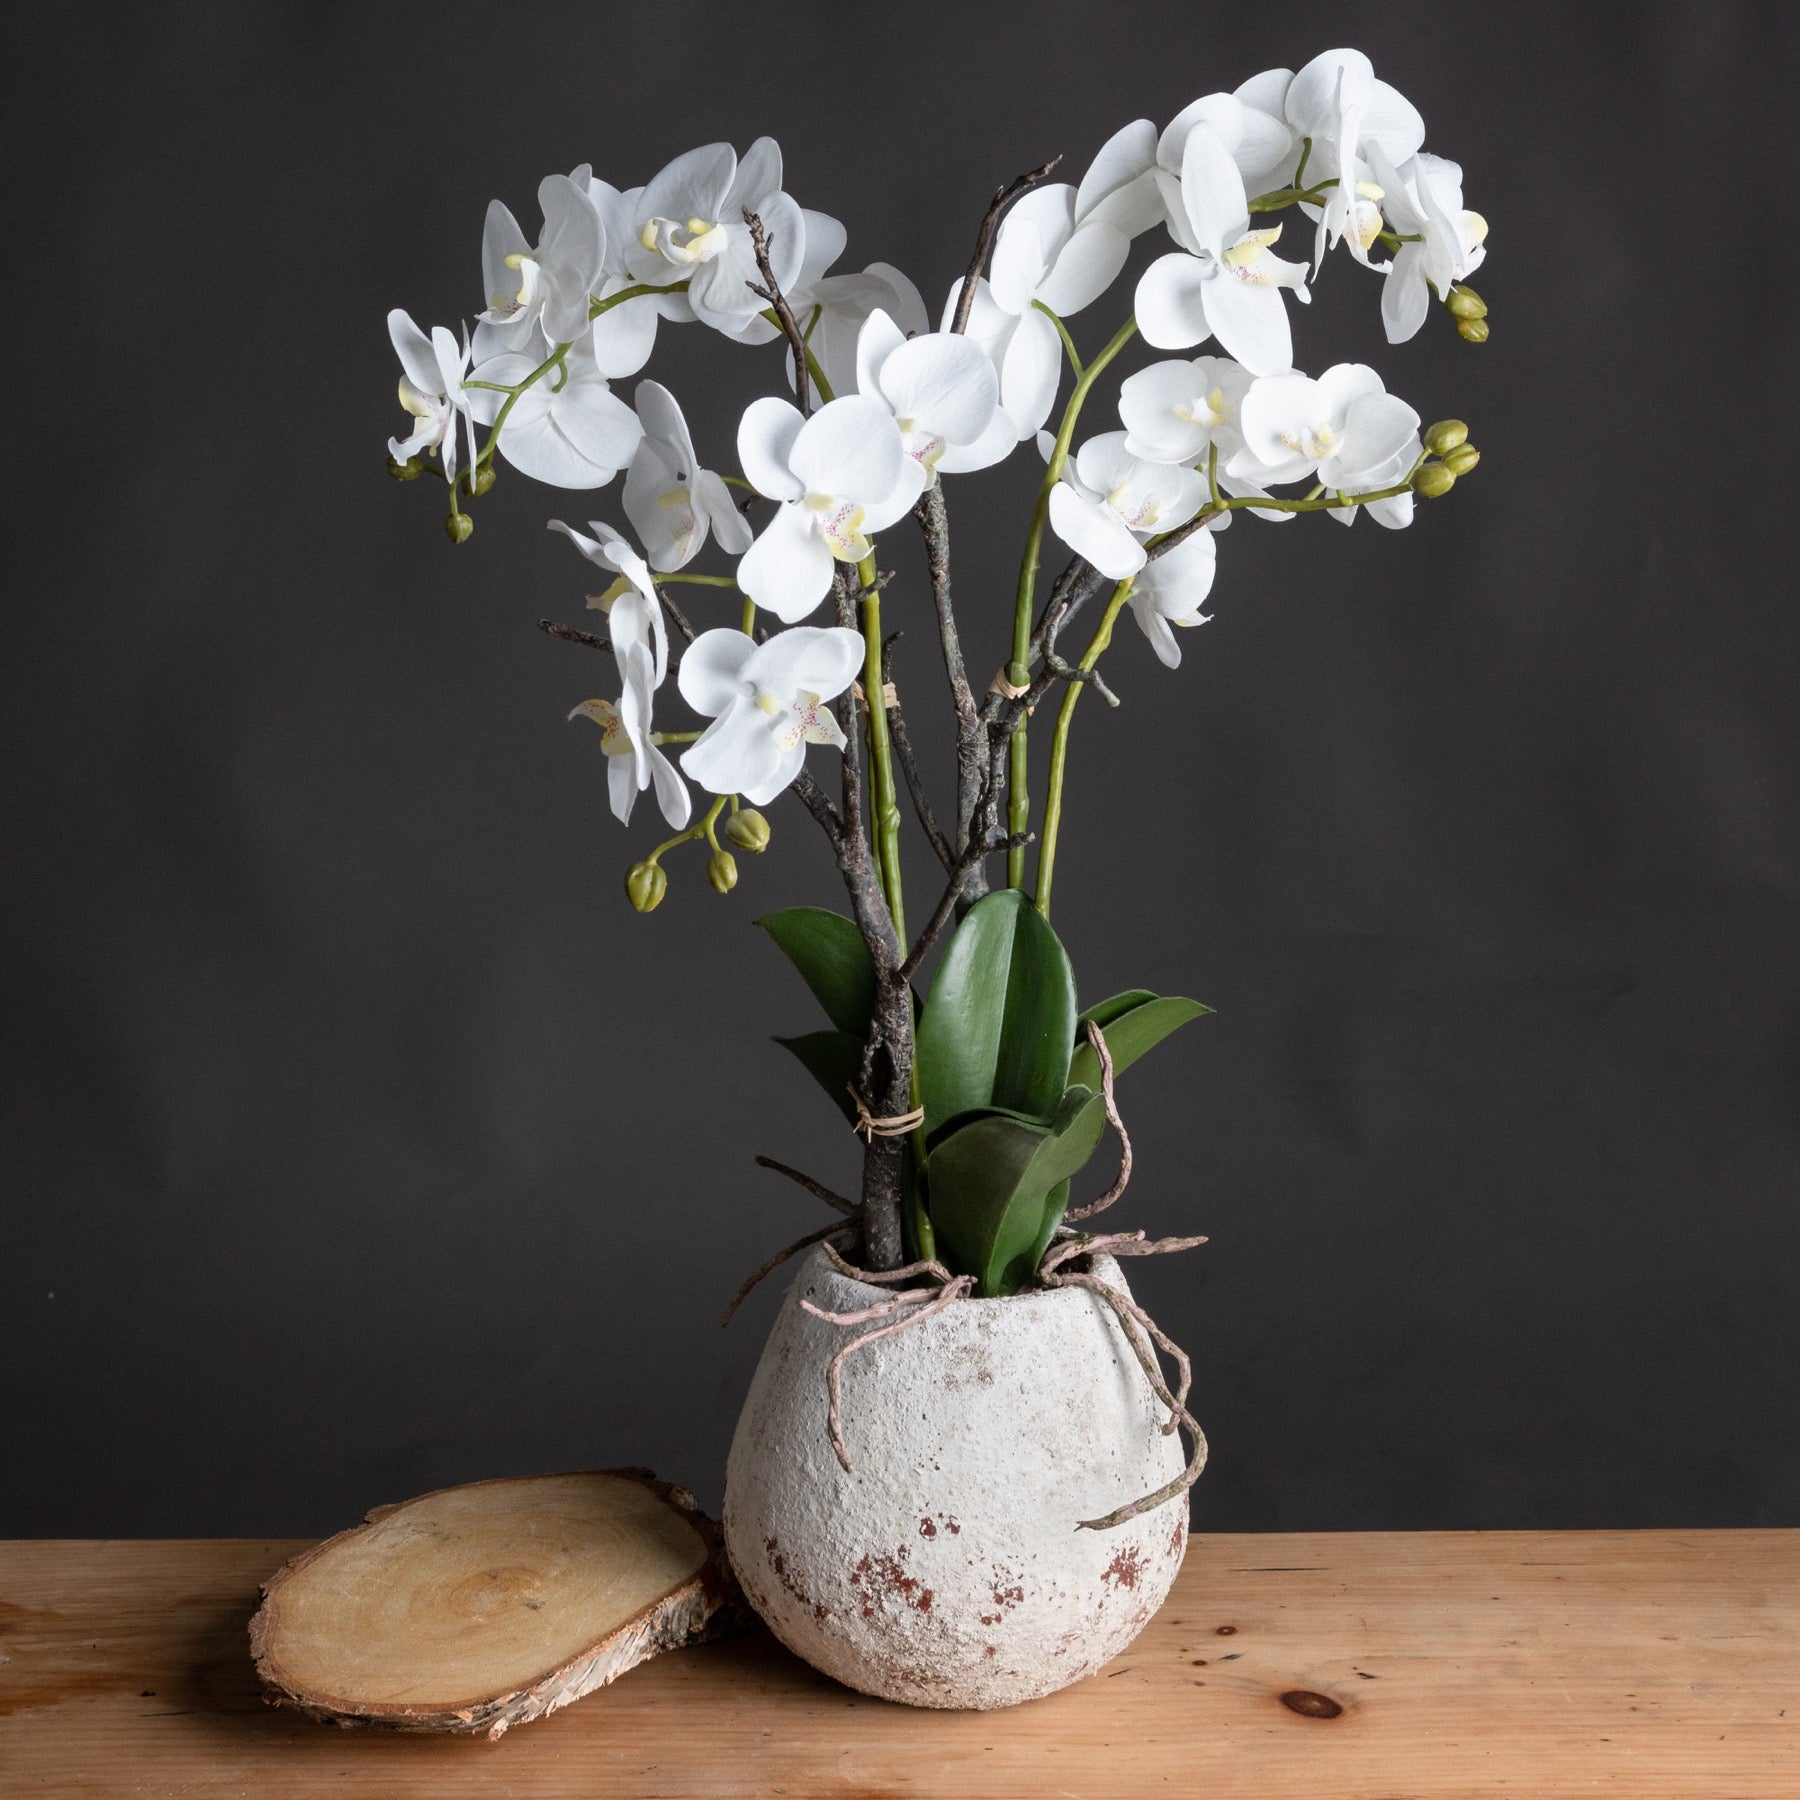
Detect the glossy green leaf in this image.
<box><xmin>1077</xmin><ymin>990</ymin><xmax>1157</xmax><ymax>1032</ymax></box>
<box><xmin>772</xmin><ymin>1030</ymin><xmax>863</xmax><ymax>1126</ymax></box>
<box><xmin>1068</xmin><ymin>995</ymin><xmax>1211</xmax><ymax>1094</ymax></box>
<box><xmin>927</xmin><ymin>1085</ymin><xmax>1108</xmax><ymax>1296</ymax></box>
<box><xmin>756</xmin><ymin>907</ymin><xmax>877</xmax><ymax>1037</ymax></box>
<box><xmin>915</xmin><ymin>889</ymin><xmax>1077</xmax><ymax>1139</ymax></box>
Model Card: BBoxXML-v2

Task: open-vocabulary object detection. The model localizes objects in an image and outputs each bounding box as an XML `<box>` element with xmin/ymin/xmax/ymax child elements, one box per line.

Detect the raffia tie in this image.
<box><xmin>848</xmin><ymin>1085</ymin><xmax>924</xmax><ymax>1142</ymax></box>
<box><xmin>851</xmin><ymin>679</ymin><xmax>900</xmax><ymax>708</ymax></box>
<box><xmin>988</xmin><ymin>667</ymin><xmax>1030</xmax><ymax>699</ymax></box>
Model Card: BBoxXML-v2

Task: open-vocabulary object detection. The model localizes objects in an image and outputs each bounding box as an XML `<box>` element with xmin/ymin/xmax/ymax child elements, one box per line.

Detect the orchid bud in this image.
<box><xmin>1446</xmin><ymin>286</ymin><xmax>1488</xmax><ymax>320</ymax></box>
<box><xmin>1424</xmin><ymin>420</ymin><xmax>1469</xmax><ymax>456</ymax></box>
<box><xmin>1413</xmin><ymin>464</ymin><xmax>1457</xmax><ymax>499</ymax></box>
<box><xmin>1455</xmin><ymin>316</ymin><xmax>1490</xmax><ymax>344</ymax></box>
<box><xmin>1442</xmin><ymin>444</ymin><xmax>1481</xmax><ymax>476</ymax></box>
<box><xmin>724</xmin><ymin>809</ymin><xmax>771</xmax><ymax>853</ymax></box>
<box><xmin>387</xmin><ymin>455</ymin><xmax>423</xmax><ymax>481</ymax></box>
<box><xmin>445</xmin><ymin>512</ymin><xmax>474</xmax><ymax>545</ymax></box>
<box><xmin>707</xmin><ymin>849</ymin><xmax>739</xmax><ymax>894</ymax></box>
<box><xmin>462</xmin><ymin>464</ymin><xmax>497</xmax><ymax>498</ymax></box>
<box><xmin>626</xmin><ymin>860</ymin><xmax>667</xmax><ymax>913</ymax></box>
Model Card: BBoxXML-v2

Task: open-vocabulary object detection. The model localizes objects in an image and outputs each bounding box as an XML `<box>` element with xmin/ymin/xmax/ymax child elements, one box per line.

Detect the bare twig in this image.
<box><xmin>899</xmin><ymin>828</ymin><xmax>1033</xmax><ymax>981</ymax></box>
<box><xmin>720</xmin><ymin>1222</ymin><xmax>856</xmax><ymax>1328</ymax></box>
<box><xmin>951</xmin><ymin>154</ymin><xmax>1064</xmax><ymax>335</ymax></box>
<box><xmin>651</xmin><ymin>585</ymin><xmax>698</xmax><ymax>645</ymax></box>
<box><xmin>1066</xmin><ymin>1020</ymin><xmax>1132</xmax><ymax>1221</ymax></box>
<box><xmin>880</xmin><ymin>636</ymin><xmax>955</xmax><ymax>873</ymax></box>
<box><xmin>538</xmin><ymin>619</ymin><xmax>609</xmax><ymax>651</ymax></box>
<box><xmin>743</xmin><ymin>207</ymin><xmax>811</xmax><ymax>414</ymax></box>
<box><xmin>753</xmin><ymin>1155</ymin><xmax>857</xmax><ymax>1217</ymax></box>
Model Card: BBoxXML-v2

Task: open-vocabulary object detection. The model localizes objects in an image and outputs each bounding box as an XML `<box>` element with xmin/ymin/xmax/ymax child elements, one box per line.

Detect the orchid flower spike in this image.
<box><xmin>1045</xmin><ymin>431</ymin><xmax>1208</xmax><ymax>581</ymax></box>
<box><xmin>546</xmin><ymin>518</ymin><xmax>670</xmax><ymax>688</ymax></box>
<box><xmin>569</xmin><ymin>637</ymin><xmax>690</xmax><ymax>829</ymax></box>
<box><xmin>625</xmin><ymin>140</ymin><xmax>812</xmax><ymax>339</ymax></box>
<box><xmin>735</xmin><ymin>395</ymin><xmax>922</xmax><ymax>621</ymax></box>
<box><xmin>387</xmin><ymin>311</ymin><xmax>471</xmax><ymax>482</ymax></box>
<box><xmin>1128</xmin><ymin>528</ymin><xmax>1218</xmax><ymax>668</ymax></box>
<box><xmin>855</xmin><ymin>309</ymin><xmax>1005</xmax><ymax>477</ymax></box>
<box><xmin>467</xmin><ymin>325</ymin><xmax>643</xmax><ymax>490</ymax></box>
<box><xmin>1364</xmin><ymin>147</ymin><xmax>1488</xmax><ymax>344</ymax></box>
<box><xmin>623</xmin><ymin>382</ymin><xmax>754</xmax><ymax>572</ymax></box>
<box><xmin>1135</xmin><ymin>123</ymin><xmax>1311</xmax><ymax>374</ymax></box>
<box><xmin>944</xmin><ymin>181</ymin><xmax>1131</xmax><ymax>440</ymax></box>
<box><xmin>677</xmin><ymin>626</ymin><xmax>866</xmax><ymax>805</ymax></box>
<box><xmin>478</xmin><ymin>176</ymin><xmax>605</xmax><ymax>348</ymax></box>
<box><xmin>1232</xmin><ymin>364</ymin><xmax>1422</xmax><ymax>527</ymax></box>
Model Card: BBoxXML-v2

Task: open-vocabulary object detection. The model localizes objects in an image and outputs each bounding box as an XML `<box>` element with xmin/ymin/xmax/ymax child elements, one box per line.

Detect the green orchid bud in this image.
<box><xmin>445</xmin><ymin>511</ymin><xmax>474</xmax><ymax>545</ymax></box>
<box><xmin>626</xmin><ymin>860</ymin><xmax>667</xmax><ymax>913</ymax></box>
<box><xmin>1446</xmin><ymin>286</ymin><xmax>1488</xmax><ymax>320</ymax></box>
<box><xmin>1456</xmin><ymin>316</ymin><xmax>1490</xmax><ymax>344</ymax></box>
<box><xmin>1442</xmin><ymin>444</ymin><xmax>1481</xmax><ymax>476</ymax></box>
<box><xmin>1413</xmin><ymin>464</ymin><xmax>1457</xmax><ymax>499</ymax></box>
<box><xmin>707</xmin><ymin>849</ymin><xmax>739</xmax><ymax>894</ymax></box>
<box><xmin>723</xmin><ymin>808</ymin><xmax>771</xmax><ymax>853</ymax></box>
<box><xmin>462</xmin><ymin>463</ymin><xmax>497</xmax><ymax>498</ymax></box>
<box><xmin>1424</xmin><ymin>420</ymin><xmax>1469</xmax><ymax>456</ymax></box>
<box><xmin>387</xmin><ymin>455</ymin><xmax>423</xmax><ymax>481</ymax></box>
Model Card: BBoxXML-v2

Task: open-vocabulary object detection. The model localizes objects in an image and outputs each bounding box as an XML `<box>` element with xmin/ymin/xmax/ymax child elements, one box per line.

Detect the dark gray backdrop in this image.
<box><xmin>5</xmin><ymin>2</ymin><xmax>1796</xmax><ymax>1537</ymax></box>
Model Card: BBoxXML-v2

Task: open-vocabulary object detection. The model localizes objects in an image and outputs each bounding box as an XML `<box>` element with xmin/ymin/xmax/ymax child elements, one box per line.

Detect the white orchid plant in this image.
<box><xmin>385</xmin><ymin>48</ymin><xmax>1489</xmax><ymax>1305</ymax></box>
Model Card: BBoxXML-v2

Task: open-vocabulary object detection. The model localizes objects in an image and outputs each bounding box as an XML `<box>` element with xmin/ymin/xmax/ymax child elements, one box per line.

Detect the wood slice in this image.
<box><xmin>249</xmin><ymin>1468</ymin><xmax>745</xmax><ymax>1739</ymax></box>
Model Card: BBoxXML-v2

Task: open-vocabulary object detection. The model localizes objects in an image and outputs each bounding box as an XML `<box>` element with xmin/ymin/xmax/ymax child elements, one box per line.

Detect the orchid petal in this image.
<box><xmin>677</xmin><ymin>628</ymin><xmax>757</xmax><ymax>718</ymax></box>
<box><xmin>1048</xmin><ymin>483</ymin><xmax>1147</xmax><ymax>580</ymax></box>
<box><xmin>1036</xmin><ymin>221</ymin><xmax>1130</xmax><ymax>316</ymax></box>
<box><xmin>999</xmin><ymin>304</ymin><xmax>1063</xmax><ymax>434</ymax></box>
<box><xmin>737</xmin><ymin>396</ymin><xmax>806</xmax><ymax>501</ymax></box>
<box><xmin>789</xmin><ymin>396</ymin><xmax>906</xmax><ymax>506</ymax></box>
<box><xmin>1200</xmin><ymin>270</ymin><xmax>1292</xmax><ymax>375</ymax></box>
<box><xmin>879</xmin><ymin>332</ymin><xmax>998</xmax><ymax>444</ymax></box>
<box><xmin>1134</xmin><ymin>253</ymin><xmax>1214</xmax><ymax>350</ymax></box>
<box><xmin>737</xmin><ymin>502</ymin><xmax>834</xmax><ymax>622</ymax></box>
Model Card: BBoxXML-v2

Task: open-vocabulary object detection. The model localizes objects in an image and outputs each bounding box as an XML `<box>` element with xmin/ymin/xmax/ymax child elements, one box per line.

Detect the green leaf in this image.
<box><xmin>927</xmin><ymin>1086</ymin><xmax>1108</xmax><ymax>1296</ymax></box>
<box><xmin>915</xmin><ymin>889</ymin><xmax>1077</xmax><ymax>1139</ymax></box>
<box><xmin>756</xmin><ymin>908</ymin><xmax>877</xmax><ymax>1037</ymax></box>
<box><xmin>1068</xmin><ymin>994</ymin><xmax>1211</xmax><ymax>1094</ymax></box>
<box><xmin>772</xmin><ymin>1030</ymin><xmax>863</xmax><ymax>1126</ymax></box>
<box><xmin>1077</xmin><ymin>990</ymin><xmax>1158</xmax><ymax>1032</ymax></box>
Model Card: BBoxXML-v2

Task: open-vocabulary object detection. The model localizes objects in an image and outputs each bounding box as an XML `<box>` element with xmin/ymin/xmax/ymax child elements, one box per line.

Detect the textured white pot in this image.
<box><xmin>723</xmin><ymin>1247</ymin><xmax>1195</xmax><ymax>1709</ymax></box>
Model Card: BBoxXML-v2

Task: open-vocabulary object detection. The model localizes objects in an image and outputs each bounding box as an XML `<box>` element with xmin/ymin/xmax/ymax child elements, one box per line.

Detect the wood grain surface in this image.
<box><xmin>2</xmin><ymin>1530</ymin><xmax>1794</xmax><ymax>1796</ymax></box>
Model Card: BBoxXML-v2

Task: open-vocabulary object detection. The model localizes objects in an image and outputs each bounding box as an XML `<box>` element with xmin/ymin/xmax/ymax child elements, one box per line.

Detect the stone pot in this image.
<box><xmin>723</xmin><ymin>1246</ymin><xmax>1197</xmax><ymax>1709</ymax></box>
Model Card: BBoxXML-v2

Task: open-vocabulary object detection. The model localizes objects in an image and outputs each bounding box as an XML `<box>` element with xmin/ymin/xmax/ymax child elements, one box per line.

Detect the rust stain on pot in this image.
<box><xmin>919</xmin><ymin>1518</ymin><xmax>937</xmax><ymax>1538</ymax></box>
<box><xmin>849</xmin><ymin>1549</ymin><xmax>934</xmax><ymax>1619</ymax></box>
<box><xmin>979</xmin><ymin>1568</ymin><xmax>1026</xmax><ymax>1626</ymax></box>
<box><xmin>1102</xmin><ymin>1546</ymin><xmax>1146</xmax><ymax>1591</ymax></box>
<box><xmin>764</xmin><ymin>1536</ymin><xmax>831</xmax><ymax>1623</ymax></box>
<box><xmin>1280</xmin><ymin>1689</ymin><xmax>1343</xmax><ymax>1719</ymax></box>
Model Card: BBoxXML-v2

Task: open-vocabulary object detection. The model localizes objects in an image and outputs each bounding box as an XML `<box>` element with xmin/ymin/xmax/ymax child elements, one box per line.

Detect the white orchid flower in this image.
<box><xmin>622</xmin><ymin>382</ymin><xmax>753</xmax><ymax>572</ymax></box>
<box><xmin>1128</xmin><ymin>527</ymin><xmax>1218</xmax><ymax>667</ymax></box>
<box><xmin>467</xmin><ymin>325</ymin><xmax>643</xmax><ymax>490</ymax></box>
<box><xmin>1118</xmin><ymin>354</ymin><xmax>1254</xmax><ymax>467</ymax></box>
<box><xmin>677</xmin><ymin>626</ymin><xmax>866</xmax><ymax>805</ymax></box>
<box><xmin>624</xmin><ymin>139</ymin><xmax>807</xmax><ymax>339</ymax></box>
<box><xmin>855</xmin><ymin>309</ymin><xmax>1004</xmax><ymax>476</ymax></box>
<box><xmin>546</xmin><ymin>518</ymin><xmax>670</xmax><ymax>688</ymax></box>
<box><xmin>478</xmin><ymin>176</ymin><xmax>605</xmax><ymax>349</ymax></box>
<box><xmin>1365</xmin><ymin>147</ymin><xmax>1488</xmax><ymax>344</ymax></box>
<box><xmin>1156</xmin><ymin>71</ymin><xmax>1298</xmax><ymax>193</ymax></box>
<box><xmin>387</xmin><ymin>310</ymin><xmax>471</xmax><ymax>481</ymax></box>
<box><xmin>569</xmin><ymin>638</ymin><xmax>690</xmax><ymax>829</ymax></box>
<box><xmin>1284</xmin><ymin>49</ymin><xmax>1425</xmax><ymax>269</ymax></box>
<box><xmin>790</xmin><ymin>261</ymin><xmax>926</xmax><ymax>402</ymax></box>
<box><xmin>1230</xmin><ymin>365</ymin><xmax>1421</xmax><ymax>506</ymax></box>
<box><xmin>945</xmin><ymin>182</ymin><xmax>1131</xmax><ymax>440</ymax></box>
<box><xmin>566</xmin><ymin>166</ymin><xmax>668</xmax><ymax>374</ymax></box>
<box><xmin>734</xmin><ymin>396</ymin><xmax>923</xmax><ymax>621</ymax></box>
<box><xmin>1045</xmin><ymin>431</ymin><xmax>1208</xmax><ymax>580</ymax></box>
<box><xmin>1134</xmin><ymin>124</ymin><xmax>1311</xmax><ymax>374</ymax></box>
<box><xmin>1071</xmin><ymin>119</ymin><xmax>1168</xmax><ymax>238</ymax></box>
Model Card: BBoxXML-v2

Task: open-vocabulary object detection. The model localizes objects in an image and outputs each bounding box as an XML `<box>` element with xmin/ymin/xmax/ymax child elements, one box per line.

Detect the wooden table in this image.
<box><xmin>2</xmin><ymin>1530</ymin><xmax>1794</xmax><ymax>1796</ymax></box>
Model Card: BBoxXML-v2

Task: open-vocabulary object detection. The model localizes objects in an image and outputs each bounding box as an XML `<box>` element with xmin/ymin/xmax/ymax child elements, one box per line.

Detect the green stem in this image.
<box><xmin>1033</xmin><ymin>300</ymin><xmax>1084</xmax><ymax>378</ymax></box>
<box><xmin>1006</xmin><ymin>313</ymin><xmax>1139</xmax><ymax>887</ymax></box>
<box><xmin>657</xmin><ymin>572</ymin><xmax>739</xmax><ymax>587</ymax></box>
<box><xmin>857</xmin><ymin>554</ymin><xmax>905</xmax><ymax>942</ymax></box>
<box><xmin>647</xmin><ymin>794</ymin><xmax>727</xmax><ymax>866</ymax></box>
<box><xmin>1035</xmin><ymin>578</ymin><xmax>1135</xmax><ymax>919</ymax></box>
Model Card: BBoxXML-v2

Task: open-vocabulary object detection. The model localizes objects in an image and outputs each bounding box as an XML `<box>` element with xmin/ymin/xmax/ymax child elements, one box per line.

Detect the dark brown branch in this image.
<box><xmin>753</xmin><ymin>1154</ymin><xmax>858</xmax><ymax>1217</ymax></box>
<box><xmin>898</xmin><ymin>828</ymin><xmax>1033</xmax><ymax>982</ymax></box>
<box><xmin>651</xmin><ymin>585</ymin><xmax>698</xmax><ymax>645</ymax></box>
<box><xmin>788</xmin><ymin>769</ymin><xmax>841</xmax><ymax>839</ymax></box>
<box><xmin>880</xmin><ymin>637</ymin><xmax>955</xmax><ymax>874</ymax></box>
<box><xmin>950</xmin><ymin>154</ymin><xmax>1064</xmax><ymax>335</ymax></box>
<box><xmin>538</xmin><ymin>619</ymin><xmax>609</xmax><ymax>651</ymax></box>
<box><xmin>743</xmin><ymin>207</ymin><xmax>811</xmax><ymax>414</ymax></box>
